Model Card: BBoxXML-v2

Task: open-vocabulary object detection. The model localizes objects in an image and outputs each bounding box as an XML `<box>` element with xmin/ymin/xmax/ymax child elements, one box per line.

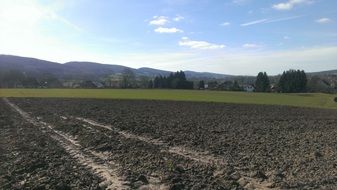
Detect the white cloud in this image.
<box><xmin>316</xmin><ymin>18</ymin><xmax>332</xmax><ymax>24</ymax></box>
<box><xmin>154</xmin><ymin>27</ymin><xmax>183</xmax><ymax>33</ymax></box>
<box><xmin>173</xmin><ymin>15</ymin><xmax>184</xmax><ymax>22</ymax></box>
<box><xmin>242</xmin><ymin>43</ymin><xmax>261</xmax><ymax>48</ymax></box>
<box><xmin>149</xmin><ymin>16</ymin><xmax>169</xmax><ymax>26</ymax></box>
<box><xmin>149</xmin><ymin>15</ymin><xmax>184</xmax><ymax>33</ymax></box>
<box><xmin>179</xmin><ymin>37</ymin><xmax>225</xmax><ymax>50</ymax></box>
<box><xmin>272</xmin><ymin>0</ymin><xmax>312</xmax><ymax>11</ymax></box>
<box><xmin>220</xmin><ymin>22</ymin><xmax>231</xmax><ymax>26</ymax></box>
<box><xmin>283</xmin><ymin>36</ymin><xmax>290</xmax><ymax>40</ymax></box>
<box><xmin>149</xmin><ymin>15</ymin><xmax>183</xmax><ymax>25</ymax></box>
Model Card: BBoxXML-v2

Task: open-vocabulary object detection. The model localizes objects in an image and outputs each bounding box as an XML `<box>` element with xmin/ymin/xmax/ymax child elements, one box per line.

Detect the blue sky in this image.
<box><xmin>0</xmin><ymin>0</ymin><xmax>336</xmax><ymax>75</ymax></box>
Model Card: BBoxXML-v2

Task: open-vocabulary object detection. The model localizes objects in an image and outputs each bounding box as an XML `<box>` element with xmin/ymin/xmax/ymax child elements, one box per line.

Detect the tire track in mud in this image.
<box><xmin>3</xmin><ymin>98</ymin><xmax>128</xmax><ymax>190</ymax></box>
<box><xmin>5</xmin><ymin>97</ymin><xmax>277</xmax><ymax>189</ymax></box>
<box><xmin>72</xmin><ymin>117</ymin><xmax>279</xmax><ymax>189</ymax></box>
<box><xmin>74</xmin><ymin>117</ymin><xmax>227</xmax><ymax>166</ymax></box>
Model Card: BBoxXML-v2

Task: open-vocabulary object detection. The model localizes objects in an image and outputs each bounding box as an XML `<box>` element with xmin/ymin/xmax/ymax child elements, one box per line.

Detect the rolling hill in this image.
<box><xmin>0</xmin><ymin>54</ymin><xmax>231</xmax><ymax>80</ymax></box>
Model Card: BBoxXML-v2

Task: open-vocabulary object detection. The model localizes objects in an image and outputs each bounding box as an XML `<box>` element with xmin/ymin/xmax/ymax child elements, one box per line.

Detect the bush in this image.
<box><xmin>334</xmin><ymin>97</ymin><xmax>337</xmax><ymax>102</ymax></box>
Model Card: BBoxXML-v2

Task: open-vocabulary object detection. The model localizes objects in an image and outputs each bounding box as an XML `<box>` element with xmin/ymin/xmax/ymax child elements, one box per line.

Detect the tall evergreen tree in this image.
<box><xmin>231</xmin><ymin>80</ymin><xmax>242</xmax><ymax>91</ymax></box>
<box><xmin>198</xmin><ymin>80</ymin><xmax>205</xmax><ymax>89</ymax></box>
<box><xmin>148</xmin><ymin>80</ymin><xmax>153</xmax><ymax>88</ymax></box>
<box><xmin>255</xmin><ymin>72</ymin><xmax>270</xmax><ymax>92</ymax></box>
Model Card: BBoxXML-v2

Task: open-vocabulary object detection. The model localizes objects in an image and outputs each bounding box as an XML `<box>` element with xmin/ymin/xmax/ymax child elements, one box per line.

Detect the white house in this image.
<box><xmin>243</xmin><ymin>85</ymin><xmax>255</xmax><ymax>92</ymax></box>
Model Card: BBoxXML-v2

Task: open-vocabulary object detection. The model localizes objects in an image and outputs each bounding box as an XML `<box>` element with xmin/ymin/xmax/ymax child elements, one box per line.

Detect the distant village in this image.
<box><xmin>57</xmin><ymin>69</ymin><xmax>337</xmax><ymax>93</ymax></box>
<box><xmin>60</xmin><ymin>70</ymin><xmax>257</xmax><ymax>91</ymax></box>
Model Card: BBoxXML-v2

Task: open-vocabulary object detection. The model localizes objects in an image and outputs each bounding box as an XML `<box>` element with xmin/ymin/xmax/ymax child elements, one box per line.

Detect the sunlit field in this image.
<box><xmin>1</xmin><ymin>88</ymin><xmax>336</xmax><ymax>109</ymax></box>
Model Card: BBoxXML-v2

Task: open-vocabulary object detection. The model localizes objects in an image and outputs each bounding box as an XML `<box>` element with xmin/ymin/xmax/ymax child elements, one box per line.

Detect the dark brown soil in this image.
<box><xmin>0</xmin><ymin>99</ymin><xmax>102</xmax><ymax>189</ymax></box>
<box><xmin>3</xmin><ymin>98</ymin><xmax>337</xmax><ymax>189</ymax></box>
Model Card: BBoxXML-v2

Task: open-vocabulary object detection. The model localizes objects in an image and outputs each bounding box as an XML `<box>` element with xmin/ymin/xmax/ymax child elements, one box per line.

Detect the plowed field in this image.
<box><xmin>1</xmin><ymin>98</ymin><xmax>337</xmax><ymax>189</ymax></box>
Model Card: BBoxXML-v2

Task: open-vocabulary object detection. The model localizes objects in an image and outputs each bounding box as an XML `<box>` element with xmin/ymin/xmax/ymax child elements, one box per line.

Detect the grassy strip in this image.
<box><xmin>0</xmin><ymin>88</ymin><xmax>336</xmax><ymax>109</ymax></box>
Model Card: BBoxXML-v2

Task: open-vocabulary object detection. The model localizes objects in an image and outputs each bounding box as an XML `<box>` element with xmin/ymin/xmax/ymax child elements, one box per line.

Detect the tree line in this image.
<box><xmin>2</xmin><ymin>68</ymin><xmax>333</xmax><ymax>93</ymax></box>
<box><xmin>255</xmin><ymin>69</ymin><xmax>307</xmax><ymax>93</ymax></box>
<box><xmin>149</xmin><ymin>71</ymin><xmax>194</xmax><ymax>89</ymax></box>
<box><xmin>0</xmin><ymin>70</ymin><xmax>62</xmax><ymax>88</ymax></box>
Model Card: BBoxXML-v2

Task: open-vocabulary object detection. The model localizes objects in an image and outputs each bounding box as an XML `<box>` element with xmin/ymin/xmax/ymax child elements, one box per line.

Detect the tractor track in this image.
<box><xmin>3</xmin><ymin>98</ymin><xmax>128</xmax><ymax>190</ymax></box>
<box><xmin>74</xmin><ymin>116</ymin><xmax>227</xmax><ymax>166</ymax></box>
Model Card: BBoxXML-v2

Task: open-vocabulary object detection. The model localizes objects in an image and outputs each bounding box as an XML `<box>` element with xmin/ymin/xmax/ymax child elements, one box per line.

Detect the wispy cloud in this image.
<box><xmin>283</xmin><ymin>36</ymin><xmax>290</xmax><ymax>40</ymax></box>
<box><xmin>232</xmin><ymin>0</ymin><xmax>251</xmax><ymax>5</ymax></box>
<box><xmin>315</xmin><ymin>17</ymin><xmax>332</xmax><ymax>24</ymax></box>
<box><xmin>273</xmin><ymin>0</ymin><xmax>312</xmax><ymax>11</ymax></box>
<box><xmin>149</xmin><ymin>15</ymin><xmax>184</xmax><ymax>25</ymax></box>
<box><xmin>241</xmin><ymin>19</ymin><xmax>268</xmax><ymax>26</ymax></box>
<box><xmin>149</xmin><ymin>16</ymin><xmax>169</xmax><ymax>26</ymax></box>
<box><xmin>179</xmin><ymin>37</ymin><xmax>225</xmax><ymax>50</ymax></box>
<box><xmin>220</xmin><ymin>22</ymin><xmax>231</xmax><ymax>26</ymax></box>
<box><xmin>154</xmin><ymin>27</ymin><xmax>183</xmax><ymax>33</ymax></box>
<box><xmin>53</xmin><ymin>14</ymin><xmax>83</xmax><ymax>32</ymax></box>
<box><xmin>241</xmin><ymin>15</ymin><xmax>303</xmax><ymax>26</ymax></box>
<box><xmin>242</xmin><ymin>43</ymin><xmax>261</xmax><ymax>48</ymax></box>
<box><xmin>264</xmin><ymin>15</ymin><xmax>303</xmax><ymax>23</ymax></box>
<box><xmin>173</xmin><ymin>15</ymin><xmax>184</xmax><ymax>22</ymax></box>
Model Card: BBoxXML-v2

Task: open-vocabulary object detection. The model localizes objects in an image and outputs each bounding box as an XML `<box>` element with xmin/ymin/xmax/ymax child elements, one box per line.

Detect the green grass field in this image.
<box><xmin>0</xmin><ymin>88</ymin><xmax>336</xmax><ymax>109</ymax></box>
